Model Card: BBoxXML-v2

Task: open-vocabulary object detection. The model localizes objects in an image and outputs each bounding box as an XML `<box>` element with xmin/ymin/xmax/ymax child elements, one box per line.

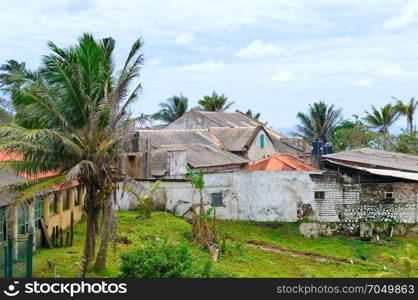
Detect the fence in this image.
<box><xmin>0</xmin><ymin>233</ymin><xmax>33</xmax><ymax>278</ymax></box>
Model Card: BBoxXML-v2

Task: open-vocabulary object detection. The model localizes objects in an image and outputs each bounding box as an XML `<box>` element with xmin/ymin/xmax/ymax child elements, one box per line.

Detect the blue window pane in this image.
<box><xmin>260</xmin><ymin>134</ymin><xmax>265</xmax><ymax>149</ymax></box>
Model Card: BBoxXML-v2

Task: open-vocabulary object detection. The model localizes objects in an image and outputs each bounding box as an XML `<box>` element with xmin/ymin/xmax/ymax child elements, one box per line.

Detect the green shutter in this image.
<box><xmin>260</xmin><ymin>134</ymin><xmax>265</xmax><ymax>149</ymax></box>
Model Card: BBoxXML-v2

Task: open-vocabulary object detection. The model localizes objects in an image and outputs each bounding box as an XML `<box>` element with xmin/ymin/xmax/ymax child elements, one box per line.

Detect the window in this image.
<box><xmin>63</xmin><ymin>190</ymin><xmax>69</xmax><ymax>210</ymax></box>
<box><xmin>260</xmin><ymin>134</ymin><xmax>265</xmax><ymax>149</ymax></box>
<box><xmin>74</xmin><ymin>188</ymin><xmax>79</xmax><ymax>206</ymax></box>
<box><xmin>50</xmin><ymin>193</ymin><xmax>58</xmax><ymax>216</ymax></box>
<box><xmin>211</xmin><ymin>193</ymin><xmax>224</xmax><ymax>207</ymax></box>
<box><xmin>385</xmin><ymin>192</ymin><xmax>394</xmax><ymax>199</ymax></box>
<box><xmin>0</xmin><ymin>207</ymin><xmax>6</xmax><ymax>241</ymax></box>
<box><xmin>34</xmin><ymin>197</ymin><xmax>43</xmax><ymax>229</ymax></box>
<box><xmin>18</xmin><ymin>204</ymin><xmax>30</xmax><ymax>235</ymax></box>
<box><xmin>314</xmin><ymin>191</ymin><xmax>325</xmax><ymax>201</ymax></box>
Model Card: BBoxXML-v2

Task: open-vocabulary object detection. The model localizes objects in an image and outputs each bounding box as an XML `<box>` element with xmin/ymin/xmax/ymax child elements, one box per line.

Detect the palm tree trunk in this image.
<box><xmin>78</xmin><ymin>185</ymin><xmax>99</xmax><ymax>278</ymax></box>
<box><xmin>94</xmin><ymin>196</ymin><xmax>115</xmax><ymax>271</ymax></box>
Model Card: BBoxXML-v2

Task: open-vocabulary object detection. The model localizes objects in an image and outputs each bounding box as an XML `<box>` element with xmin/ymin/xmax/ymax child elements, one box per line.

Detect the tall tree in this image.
<box><xmin>245</xmin><ymin>109</ymin><xmax>261</xmax><ymax>120</ymax></box>
<box><xmin>152</xmin><ymin>94</ymin><xmax>189</xmax><ymax>123</ymax></box>
<box><xmin>296</xmin><ymin>101</ymin><xmax>342</xmax><ymax>143</ymax></box>
<box><xmin>393</xmin><ymin>97</ymin><xmax>418</xmax><ymax>134</ymax></box>
<box><xmin>0</xmin><ymin>34</ymin><xmax>144</xmax><ymax>277</ymax></box>
<box><xmin>197</xmin><ymin>91</ymin><xmax>234</xmax><ymax>111</ymax></box>
<box><xmin>363</xmin><ymin>104</ymin><xmax>400</xmax><ymax>135</ymax></box>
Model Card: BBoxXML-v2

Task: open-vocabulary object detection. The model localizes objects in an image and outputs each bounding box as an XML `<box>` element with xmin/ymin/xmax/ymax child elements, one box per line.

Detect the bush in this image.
<box><xmin>119</xmin><ymin>240</ymin><xmax>229</xmax><ymax>278</ymax></box>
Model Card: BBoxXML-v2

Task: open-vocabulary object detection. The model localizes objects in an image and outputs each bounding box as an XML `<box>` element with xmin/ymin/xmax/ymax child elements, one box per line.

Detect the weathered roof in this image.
<box><xmin>242</xmin><ymin>154</ymin><xmax>319</xmax><ymax>172</ymax></box>
<box><xmin>323</xmin><ymin>148</ymin><xmax>418</xmax><ymax>173</ymax></box>
<box><xmin>208</xmin><ymin>127</ymin><xmax>259</xmax><ymax>151</ymax></box>
<box><xmin>137</xmin><ymin>129</ymin><xmax>216</xmax><ymax>147</ymax></box>
<box><xmin>197</xmin><ymin>111</ymin><xmax>261</xmax><ymax>128</ymax></box>
<box><xmin>157</xmin><ymin>144</ymin><xmax>248</xmax><ymax>168</ymax></box>
<box><xmin>135</xmin><ymin>130</ymin><xmax>249</xmax><ymax>171</ymax></box>
<box><xmin>323</xmin><ymin>159</ymin><xmax>418</xmax><ymax>181</ymax></box>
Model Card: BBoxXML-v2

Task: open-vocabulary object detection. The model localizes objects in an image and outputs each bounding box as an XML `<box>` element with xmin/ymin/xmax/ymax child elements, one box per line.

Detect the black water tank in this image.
<box><xmin>324</xmin><ymin>142</ymin><xmax>333</xmax><ymax>155</ymax></box>
<box><xmin>312</xmin><ymin>139</ymin><xmax>323</xmax><ymax>155</ymax></box>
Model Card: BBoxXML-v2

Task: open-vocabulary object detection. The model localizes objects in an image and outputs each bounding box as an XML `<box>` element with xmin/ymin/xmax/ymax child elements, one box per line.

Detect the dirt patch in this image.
<box><xmin>116</xmin><ymin>235</ymin><xmax>132</xmax><ymax>244</ymax></box>
<box><xmin>246</xmin><ymin>241</ymin><xmax>368</xmax><ymax>266</ymax></box>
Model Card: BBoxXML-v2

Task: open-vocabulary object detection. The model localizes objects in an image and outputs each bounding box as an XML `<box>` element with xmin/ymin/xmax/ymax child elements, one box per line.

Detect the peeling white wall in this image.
<box><xmin>117</xmin><ymin>171</ymin><xmax>319</xmax><ymax>222</ymax></box>
<box><xmin>246</xmin><ymin>129</ymin><xmax>277</xmax><ymax>163</ymax></box>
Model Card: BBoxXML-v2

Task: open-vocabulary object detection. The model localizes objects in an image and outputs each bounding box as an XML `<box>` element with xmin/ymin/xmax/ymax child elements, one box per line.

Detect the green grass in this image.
<box><xmin>32</xmin><ymin>211</ymin><xmax>418</xmax><ymax>278</ymax></box>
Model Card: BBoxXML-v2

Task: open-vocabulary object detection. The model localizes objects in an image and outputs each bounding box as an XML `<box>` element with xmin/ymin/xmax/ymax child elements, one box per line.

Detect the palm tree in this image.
<box><xmin>363</xmin><ymin>104</ymin><xmax>400</xmax><ymax>135</ymax></box>
<box><xmin>0</xmin><ymin>34</ymin><xmax>145</xmax><ymax>277</ymax></box>
<box><xmin>152</xmin><ymin>94</ymin><xmax>189</xmax><ymax>123</ymax></box>
<box><xmin>197</xmin><ymin>91</ymin><xmax>234</xmax><ymax>111</ymax></box>
<box><xmin>296</xmin><ymin>101</ymin><xmax>343</xmax><ymax>143</ymax></box>
<box><xmin>393</xmin><ymin>97</ymin><xmax>418</xmax><ymax>133</ymax></box>
<box><xmin>245</xmin><ymin>109</ymin><xmax>261</xmax><ymax>120</ymax></box>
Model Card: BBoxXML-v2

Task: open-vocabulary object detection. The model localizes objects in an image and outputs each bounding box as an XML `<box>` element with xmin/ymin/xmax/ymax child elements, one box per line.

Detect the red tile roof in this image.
<box><xmin>241</xmin><ymin>153</ymin><xmax>319</xmax><ymax>172</ymax></box>
<box><xmin>0</xmin><ymin>152</ymin><xmax>78</xmax><ymax>189</ymax></box>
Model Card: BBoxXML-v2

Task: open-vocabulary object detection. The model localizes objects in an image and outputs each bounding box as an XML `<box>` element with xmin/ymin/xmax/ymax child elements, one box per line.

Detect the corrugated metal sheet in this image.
<box><xmin>325</xmin><ymin>159</ymin><xmax>418</xmax><ymax>181</ymax></box>
<box><xmin>324</xmin><ymin>148</ymin><xmax>418</xmax><ymax>172</ymax></box>
<box><xmin>198</xmin><ymin>111</ymin><xmax>260</xmax><ymax>128</ymax></box>
<box><xmin>136</xmin><ymin>129</ymin><xmax>249</xmax><ymax>169</ymax></box>
<box><xmin>208</xmin><ymin>127</ymin><xmax>258</xmax><ymax>151</ymax></box>
<box><xmin>157</xmin><ymin>144</ymin><xmax>248</xmax><ymax>168</ymax></box>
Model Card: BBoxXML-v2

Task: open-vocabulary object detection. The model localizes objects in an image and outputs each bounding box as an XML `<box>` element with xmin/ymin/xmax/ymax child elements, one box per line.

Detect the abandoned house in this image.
<box><xmin>0</xmin><ymin>152</ymin><xmax>85</xmax><ymax>250</ymax></box>
<box><xmin>118</xmin><ymin>148</ymin><xmax>418</xmax><ymax>227</ymax></box>
<box><xmin>163</xmin><ymin>109</ymin><xmax>310</xmax><ymax>160</ymax></box>
<box><xmin>310</xmin><ymin>148</ymin><xmax>418</xmax><ymax>223</ymax></box>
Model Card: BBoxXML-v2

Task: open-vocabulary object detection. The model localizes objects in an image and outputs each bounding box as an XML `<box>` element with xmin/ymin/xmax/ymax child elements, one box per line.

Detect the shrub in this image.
<box><xmin>119</xmin><ymin>240</ymin><xmax>229</xmax><ymax>278</ymax></box>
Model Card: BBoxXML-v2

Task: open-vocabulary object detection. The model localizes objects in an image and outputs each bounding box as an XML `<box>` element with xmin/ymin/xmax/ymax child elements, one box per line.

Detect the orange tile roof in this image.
<box><xmin>241</xmin><ymin>154</ymin><xmax>320</xmax><ymax>172</ymax></box>
<box><xmin>0</xmin><ymin>152</ymin><xmax>78</xmax><ymax>189</ymax></box>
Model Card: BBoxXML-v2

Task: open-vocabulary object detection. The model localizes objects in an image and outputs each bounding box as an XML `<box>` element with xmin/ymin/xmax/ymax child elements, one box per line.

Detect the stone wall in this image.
<box><xmin>311</xmin><ymin>174</ymin><xmax>418</xmax><ymax>224</ymax></box>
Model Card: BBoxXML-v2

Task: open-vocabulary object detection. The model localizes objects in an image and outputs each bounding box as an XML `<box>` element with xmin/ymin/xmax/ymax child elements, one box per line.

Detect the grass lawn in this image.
<box><xmin>33</xmin><ymin>211</ymin><xmax>418</xmax><ymax>278</ymax></box>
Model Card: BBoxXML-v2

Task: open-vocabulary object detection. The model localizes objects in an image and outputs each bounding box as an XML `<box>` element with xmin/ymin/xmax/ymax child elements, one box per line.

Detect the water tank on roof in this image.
<box><xmin>323</xmin><ymin>142</ymin><xmax>333</xmax><ymax>155</ymax></box>
<box><xmin>311</xmin><ymin>139</ymin><xmax>323</xmax><ymax>155</ymax></box>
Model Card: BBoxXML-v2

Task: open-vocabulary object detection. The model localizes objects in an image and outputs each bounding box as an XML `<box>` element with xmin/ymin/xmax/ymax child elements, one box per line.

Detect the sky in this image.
<box><xmin>1</xmin><ymin>0</ymin><xmax>418</xmax><ymax>131</ymax></box>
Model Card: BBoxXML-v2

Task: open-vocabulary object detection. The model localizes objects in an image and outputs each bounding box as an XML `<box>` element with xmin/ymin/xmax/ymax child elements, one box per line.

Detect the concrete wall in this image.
<box><xmin>246</xmin><ymin>130</ymin><xmax>277</xmax><ymax>163</ymax></box>
<box><xmin>117</xmin><ymin>171</ymin><xmax>319</xmax><ymax>222</ymax></box>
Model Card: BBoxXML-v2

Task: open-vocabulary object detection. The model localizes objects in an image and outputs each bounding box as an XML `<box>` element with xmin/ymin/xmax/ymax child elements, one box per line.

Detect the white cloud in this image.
<box><xmin>356</xmin><ymin>78</ymin><xmax>374</xmax><ymax>87</ymax></box>
<box><xmin>147</xmin><ymin>58</ymin><xmax>162</xmax><ymax>66</ymax></box>
<box><xmin>235</xmin><ymin>40</ymin><xmax>290</xmax><ymax>58</ymax></box>
<box><xmin>179</xmin><ymin>60</ymin><xmax>225</xmax><ymax>71</ymax></box>
<box><xmin>193</xmin><ymin>45</ymin><xmax>225</xmax><ymax>52</ymax></box>
<box><xmin>372</xmin><ymin>64</ymin><xmax>406</xmax><ymax>77</ymax></box>
<box><xmin>174</xmin><ymin>32</ymin><xmax>194</xmax><ymax>45</ymax></box>
<box><xmin>271</xmin><ymin>71</ymin><xmax>297</xmax><ymax>83</ymax></box>
<box><xmin>383</xmin><ymin>1</ymin><xmax>418</xmax><ymax>30</ymax></box>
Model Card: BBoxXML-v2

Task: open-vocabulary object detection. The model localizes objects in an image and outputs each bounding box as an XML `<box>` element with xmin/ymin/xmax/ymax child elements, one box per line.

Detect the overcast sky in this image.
<box><xmin>1</xmin><ymin>0</ymin><xmax>418</xmax><ymax>129</ymax></box>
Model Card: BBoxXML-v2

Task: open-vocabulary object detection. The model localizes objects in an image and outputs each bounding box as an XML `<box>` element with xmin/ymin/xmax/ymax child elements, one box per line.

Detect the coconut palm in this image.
<box><xmin>0</xmin><ymin>33</ymin><xmax>145</xmax><ymax>277</ymax></box>
<box><xmin>363</xmin><ymin>104</ymin><xmax>400</xmax><ymax>135</ymax></box>
<box><xmin>152</xmin><ymin>94</ymin><xmax>189</xmax><ymax>123</ymax></box>
<box><xmin>296</xmin><ymin>101</ymin><xmax>343</xmax><ymax>143</ymax></box>
<box><xmin>393</xmin><ymin>97</ymin><xmax>418</xmax><ymax>134</ymax></box>
<box><xmin>245</xmin><ymin>109</ymin><xmax>261</xmax><ymax>120</ymax></box>
<box><xmin>197</xmin><ymin>91</ymin><xmax>234</xmax><ymax>112</ymax></box>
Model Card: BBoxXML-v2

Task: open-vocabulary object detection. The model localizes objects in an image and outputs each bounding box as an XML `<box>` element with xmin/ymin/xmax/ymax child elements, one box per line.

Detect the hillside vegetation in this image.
<box><xmin>33</xmin><ymin>211</ymin><xmax>418</xmax><ymax>278</ymax></box>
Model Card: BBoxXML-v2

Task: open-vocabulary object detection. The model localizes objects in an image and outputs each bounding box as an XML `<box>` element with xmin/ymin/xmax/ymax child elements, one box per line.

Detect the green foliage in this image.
<box><xmin>296</xmin><ymin>101</ymin><xmax>343</xmax><ymax>143</ymax></box>
<box><xmin>122</xmin><ymin>180</ymin><xmax>161</xmax><ymax>218</ymax></box>
<box><xmin>152</xmin><ymin>94</ymin><xmax>189</xmax><ymax>124</ymax></box>
<box><xmin>363</xmin><ymin>104</ymin><xmax>400</xmax><ymax>135</ymax></box>
<box><xmin>338</xmin><ymin>237</ymin><xmax>369</xmax><ymax>261</ymax></box>
<box><xmin>379</xmin><ymin>244</ymin><xmax>418</xmax><ymax>278</ymax></box>
<box><xmin>332</xmin><ymin>127</ymin><xmax>375</xmax><ymax>152</ymax></box>
<box><xmin>186</xmin><ymin>166</ymin><xmax>204</xmax><ymax>191</ymax></box>
<box><xmin>197</xmin><ymin>91</ymin><xmax>234</xmax><ymax>112</ymax></box>
<box><xmin>245</xmin><ymin>109</ymin><xmax>261</xmax><ymax>120</ymax></box>
<box><xmin>119</xmin><ymin>240</ymin><xmax>224</xmax><ymax>278</ymax></box>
